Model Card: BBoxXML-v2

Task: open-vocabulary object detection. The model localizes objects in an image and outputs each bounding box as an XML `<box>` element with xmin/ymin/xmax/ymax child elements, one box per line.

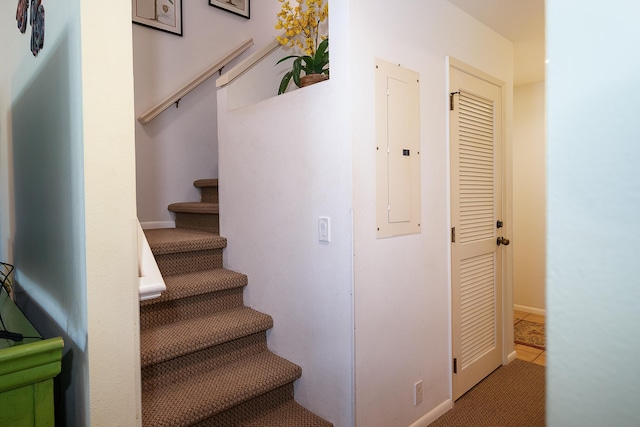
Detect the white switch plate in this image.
<box><xmin>318</xmin><ymin>217</ymin><xmax>330</xmax><ymax>242</ymax></box>
<box><xmin>414</xmin><ymin>380</ymin><xmax>423</xmax><ymax>406</ymax></box>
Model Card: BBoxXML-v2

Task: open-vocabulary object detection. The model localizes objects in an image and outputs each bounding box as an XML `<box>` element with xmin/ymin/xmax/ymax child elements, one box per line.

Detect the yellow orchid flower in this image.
<box><xmin>275</xmin><ymin>0</ymin><xmax>329</xmax><ymax>94</ymax></box>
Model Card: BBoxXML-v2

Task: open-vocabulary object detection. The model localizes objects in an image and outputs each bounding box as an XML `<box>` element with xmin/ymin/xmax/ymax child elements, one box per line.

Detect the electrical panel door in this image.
<box><xmin>375</xmin><ymin>58</ymin><xmax>421</xmax><ymax>238</ymax></box>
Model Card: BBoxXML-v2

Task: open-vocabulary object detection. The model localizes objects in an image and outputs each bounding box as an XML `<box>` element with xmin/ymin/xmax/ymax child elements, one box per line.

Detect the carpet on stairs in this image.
<box><xmin>140</xmin><ymin>222</ymin><xmax>331</xmax><ymax>426</ymax></box>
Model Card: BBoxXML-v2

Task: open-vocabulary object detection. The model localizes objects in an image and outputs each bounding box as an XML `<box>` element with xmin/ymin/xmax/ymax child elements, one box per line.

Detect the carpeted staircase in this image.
<box><xmin>140</xmin><ymin>179</ymin><xmax>332</xmax><ymax>426</ymax></box>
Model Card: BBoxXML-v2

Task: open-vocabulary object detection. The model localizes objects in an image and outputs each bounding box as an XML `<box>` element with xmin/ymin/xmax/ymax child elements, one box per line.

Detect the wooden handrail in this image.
<box><xmin>138</xmin><ymin>38</ymin><xmax>254</xmax><ymax>124</ymax></box>
<box><xmin>216</xmin><ymin>38</ymin><xmax>281</xmax><ymax>89</ymax></box>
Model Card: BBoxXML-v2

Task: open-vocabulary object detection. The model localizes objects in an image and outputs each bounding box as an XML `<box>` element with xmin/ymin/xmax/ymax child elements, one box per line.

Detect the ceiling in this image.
<box><xmin>447</xmin><ymin>0</ymin><xmax>545</xmax><ymax>86</ymax></box>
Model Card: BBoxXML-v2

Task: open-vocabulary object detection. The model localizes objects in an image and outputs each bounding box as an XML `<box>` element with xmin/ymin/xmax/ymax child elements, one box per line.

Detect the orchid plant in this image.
<box><xmin>275</xmin><ymin>0</ymin><xmax>329</xmax><ymax>94</ymax></box>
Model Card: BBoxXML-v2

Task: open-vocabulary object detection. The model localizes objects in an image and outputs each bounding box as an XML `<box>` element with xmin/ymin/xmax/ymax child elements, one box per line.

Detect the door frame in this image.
<box><xmin>446</xmin><ymin>57</ymin><xmax>515</xmax><ymax>400</ymax></box>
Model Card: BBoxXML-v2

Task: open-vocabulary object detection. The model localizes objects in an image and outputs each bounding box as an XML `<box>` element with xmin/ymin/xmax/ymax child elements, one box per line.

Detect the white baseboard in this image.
<box><xmin>140</xmin><ymin>221</ymin><xmax>175</xmax><ymax>230</ymax></box>
<box><xmin>514</xmin><ymin>304</ymin><xmax>546</xmax><ymax>316</ymax></box>
<box><xmin>408</xmin><ymin>399</ymin><xmax>453</xmax><ymax>427</ymax></box>
<box><xmin>507</xmin><ymin>350</ymin><xmax>518</xmax><ymax>363</ymax></box>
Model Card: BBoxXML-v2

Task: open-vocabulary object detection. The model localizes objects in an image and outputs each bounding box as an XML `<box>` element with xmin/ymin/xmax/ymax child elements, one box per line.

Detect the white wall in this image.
<box><xmin>547</xmin><ymin>2</ymin><xmax>640</xmax><ymax>426</ymax></box>
<box><xmin>0</xmin><ymin>2</ymin><xmax>140</xmax><ymax>425</ymax></box>
<box><xmin>81</xmin><ymin>2</ymin><xmax>141</xmax><ymax>425</ymax></box>
<box><xmin>349</xmin><ymin>1</ymin><xmax>513</xmax><ymax>426</ymax></box>
<box><xmin>1</xmin><ymin>4</ymin><xmax>89</xmax><ymax>424</ymax></box>
<box><xmin>207</xmin><ymin>1</ymin><xmax>514</xmax><ymax>426</ymax></box>
<box><xmin>217</xmin><ymin>3</ymin><xmax>354</xmax><ymax>426</ymax></box>
<box><xmin>513</xmin><ymin>82</ymin><xmax>546</xmax><ymax>313</ymax></box>
<box><xmin>134</xmin><ymin>1</ymin><xmax>282</xmax><ymax>224</ymax></box>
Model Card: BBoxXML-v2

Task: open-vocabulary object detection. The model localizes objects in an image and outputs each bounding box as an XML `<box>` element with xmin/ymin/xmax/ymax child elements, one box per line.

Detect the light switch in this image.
<box><xmin>318</xmin><ymin>217</ymin><xmax>330</xmax><ymax>242</ymax></box>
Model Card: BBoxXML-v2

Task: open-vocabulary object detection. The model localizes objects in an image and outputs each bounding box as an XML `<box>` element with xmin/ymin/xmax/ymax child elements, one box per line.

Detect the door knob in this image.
<box><xmin>497</xmin><ymin>237</ymin><xmax>510</xmax><ymax>246</ymax></box>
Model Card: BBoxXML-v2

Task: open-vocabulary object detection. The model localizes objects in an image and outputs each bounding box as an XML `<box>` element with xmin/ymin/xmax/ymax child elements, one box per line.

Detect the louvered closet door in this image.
<box><xmin>450</xmin><ymin>64</ymin><xmax>503</xmax><ymax>400</ymax></box>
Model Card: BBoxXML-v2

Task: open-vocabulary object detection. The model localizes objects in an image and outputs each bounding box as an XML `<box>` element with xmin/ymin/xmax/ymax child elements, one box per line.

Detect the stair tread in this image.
<box><xmin>141</xmin><ymin>268</ymin><xmax>248</xmax><ymax>306</ymax></box>
<box><xmin>144</xmin><ymin>228</ymin><xmax>226</xmax><ymax>255</ymax></box>
<box><xmin>141</xmin><ymin>307</ymin><xmax>273</xmax><ymax>367</ymax></box>
<box><xmin>168</xmin><ymin>202</ymin><xmax>219</xmax><ymax>214</ymax></box>
<box><xmin>241</xmin><ymin>400</ymin><xmax>333</xmax><ymax>427</ymax></box>
<box><xmin>142</xmin><ymin>351</ymin><xmax>302</xmax><ymax>427</ymax></box>
<box><xmin>194</xmin><ymin>178</ymin><xmax>218</xmax><ymax>188</ymax></box>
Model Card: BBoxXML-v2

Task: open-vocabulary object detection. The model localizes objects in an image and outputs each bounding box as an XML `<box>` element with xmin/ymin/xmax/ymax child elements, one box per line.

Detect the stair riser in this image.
<box><xmin>140</xmin><ymin>288</ymin><xmax>244</xmax><ymax>329</ymax></box>
<box><xmin>200</xmin><ymin>187</ymin><xmax>219</xmax><ymax>204</ymax></box>
<box><xmin>193</xmin><ymin>384</ymin><xmax>294</xmax><ymax>427</ymax></box>
<box><xmin>142</xmin><ymin>332</ymin><xmax>269</xmax><ymax>393</ymax></box>
<box><xmin>175</xmin><ymin>212</ymin><xmax>220</xmax><ymax>234</ymax></box>
<box><xmin>155</xmin><ymin>249</ymin><xmax>223</xmax><ymax>276</ymax></box>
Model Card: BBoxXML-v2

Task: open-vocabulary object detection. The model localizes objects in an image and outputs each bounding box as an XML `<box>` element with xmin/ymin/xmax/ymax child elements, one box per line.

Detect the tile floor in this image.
<box><xmin>514</xmin><ymin>310</ymin><xmax>546</xmax><ymax>367</ymax></box>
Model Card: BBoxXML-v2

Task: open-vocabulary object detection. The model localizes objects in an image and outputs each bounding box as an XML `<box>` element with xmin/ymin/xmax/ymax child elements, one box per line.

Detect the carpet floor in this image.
<box><xmin>430</xmin><ymin>360</ymin><xmax>545</xmax><ymax>427</ymax></box>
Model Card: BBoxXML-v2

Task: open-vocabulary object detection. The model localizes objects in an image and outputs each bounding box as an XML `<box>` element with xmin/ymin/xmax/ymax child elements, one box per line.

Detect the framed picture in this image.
<box><xmin>209</xmin><ymin>0</ymin><xmax>250</xmax><ymax>19</ymax></box>
<box><xmin>132</xmin><ymin>0</ymin><xmax>183</xmax><ymax>36</ymax></box>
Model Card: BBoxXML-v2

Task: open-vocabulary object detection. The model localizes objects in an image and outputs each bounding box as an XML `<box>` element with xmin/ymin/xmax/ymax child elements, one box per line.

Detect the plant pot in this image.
<box><xmin>300</xmin><ymin>73</ymin><xmax>329</xmax><ymax>87</ymax></box>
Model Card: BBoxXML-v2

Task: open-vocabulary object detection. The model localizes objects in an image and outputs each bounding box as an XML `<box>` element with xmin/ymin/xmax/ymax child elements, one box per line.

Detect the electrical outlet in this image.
<box><xmin>414</xmin><ymin>380</ymin><xmax>423</xmax><ymax>406</ymax></box>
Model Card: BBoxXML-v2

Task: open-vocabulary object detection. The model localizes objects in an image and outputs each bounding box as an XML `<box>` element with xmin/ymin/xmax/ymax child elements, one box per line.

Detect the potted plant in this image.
<box><xmin>275</xmin><ymin>0</ymin><xmax>329</xmax><ymax>95</ymax></box>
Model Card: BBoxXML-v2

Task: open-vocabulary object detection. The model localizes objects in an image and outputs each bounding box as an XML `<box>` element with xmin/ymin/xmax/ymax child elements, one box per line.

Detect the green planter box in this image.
<box><xmin>0</xmin><ymin>292</ymin><xmax>63</xmax><ymax>426</ymax></box>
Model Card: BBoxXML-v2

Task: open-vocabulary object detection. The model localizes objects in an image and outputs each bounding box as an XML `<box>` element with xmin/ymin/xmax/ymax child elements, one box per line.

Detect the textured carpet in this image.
<box><xmin>430</xmin><ymin>360</ymin><xmax>545</xmax><ymax>427</ymax></box>
<box><xmin>514</xmin><ymin>320</ymin><xmax>546</xmax><ymax>350</ymax></box>
<box><xmin>140</xmin><ymin>180</ymin><xmax>331</xmax><ymax>426</ymax></box>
